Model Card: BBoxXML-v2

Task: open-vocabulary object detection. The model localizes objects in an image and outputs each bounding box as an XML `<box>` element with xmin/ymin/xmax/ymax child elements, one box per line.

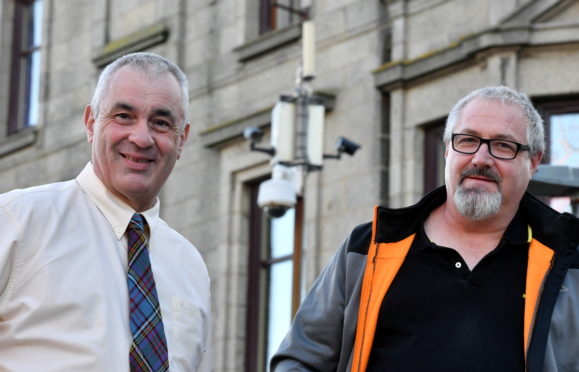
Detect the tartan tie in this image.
<box><xmin>127</xmin><ymin>214</ymin><xmax>169</xmax><ymax>372</ymax></box>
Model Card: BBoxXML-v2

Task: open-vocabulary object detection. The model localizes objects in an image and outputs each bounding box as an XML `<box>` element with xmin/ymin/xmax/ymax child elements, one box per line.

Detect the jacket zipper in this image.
<box><xmin>355</xmin><ymin>242</ymin><xmax>379</xmax><ymax>372</ymax></box>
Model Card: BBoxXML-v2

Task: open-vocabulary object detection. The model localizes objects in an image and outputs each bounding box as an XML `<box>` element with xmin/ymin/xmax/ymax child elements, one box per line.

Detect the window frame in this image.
<box><xmin>532</xmin><ymin>95</ymin><xmax>579</xmax><ymax>213</ymax></box>
<box><xmin>423</xmin><ymin>119</ymin><xmax>446</xmax><ymax>194</ymax></box>
<box><xmin>245</xmin><ymin>180</ymin><xmax>304</xmax><ymax>372</ymax></box>
<box><xmin>533</xmin><ymin>95</ymin><xmax>579</xmax><ymax>165</ymax></box>
<box><xmin>259</xmin><ymin>0</ymin><xmax>301</xmax><ymax>35</ymax></box>
<box><xmin>8</xmin><ymin>0</ymin><xmax>43</xmax><ymax>135</ymax></box>
<box><xmin>234</xmin><ymin>0</ymin><xmax>305</xmax><ymax>62</ymax></box>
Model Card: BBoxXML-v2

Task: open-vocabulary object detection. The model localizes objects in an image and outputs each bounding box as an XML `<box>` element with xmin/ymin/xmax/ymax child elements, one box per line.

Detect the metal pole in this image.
<box><xmin>290</xmin><ymin>54</ymin><xmax>314</xmax><ymax>313</ymax></box>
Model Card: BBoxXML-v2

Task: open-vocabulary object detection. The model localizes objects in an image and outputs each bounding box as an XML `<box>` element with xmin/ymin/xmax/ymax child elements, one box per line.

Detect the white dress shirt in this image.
<box><xmin>0</xmin><ymin>163</ymin><xmax>211</xmax><ymax>372</ymax></box>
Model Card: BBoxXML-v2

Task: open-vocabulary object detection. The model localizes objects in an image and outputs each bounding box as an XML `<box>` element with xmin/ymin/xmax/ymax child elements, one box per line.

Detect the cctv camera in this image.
<box><xmin>244</xmin><ymin>126</ymin><xmax>276</xmax><ymax>156</ymax></box>
<box><xmin>324</xmin><ymin>137</ymin><xmax>361</xmax><ymax>160</ymax></box>
<box><xmin>264</xmin><ymin>205</ymin><xmax>292</xmax><ymax>218</ymax></box>
<box><xmin>243</xmin><ymin>127</ymin><xmax>264</xmax><ymax>143</ymax></box>
<box><xmin>336</xmin><ymin>137</ymin><xmax>361</xmax><ymax>156</ymax></box>
<box><xmin>257</xmin><ymin>177</ymin><xmax>297</xmax><ymax>218</ymax></box>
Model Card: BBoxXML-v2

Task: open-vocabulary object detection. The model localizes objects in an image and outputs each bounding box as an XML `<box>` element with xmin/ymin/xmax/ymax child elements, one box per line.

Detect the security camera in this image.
<box><xmin>258</xmin><ymin>178</ymin><xmax>297</xmax><ymax>218</ymax></box>
<box><xmin>323</xmin><ymin>136</ymin><xmax>361</xmax><ymax>160</ymax></box>
<box><xmin>243</xmin><ymin>127</ymin><xmax>264</xmax><ymax>143</ymax></box>
<box><xmin>244</xmin><ymin>126</ymin><xmax>275</xmax><ymax>156</ymax></box>
<box><xmin>257</xmin><ymin>165</ymin><xmax>298</xmax><ymax>218</ymax></box>
<box><xmin>335</xmin><ymin>137</ymin><xmax>361</xmax><ymax>156</ymax></box>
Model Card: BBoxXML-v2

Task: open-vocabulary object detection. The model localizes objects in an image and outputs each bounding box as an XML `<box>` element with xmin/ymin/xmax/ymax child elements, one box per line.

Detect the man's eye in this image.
<box><xmin>114</xmin><ymin>113</ymin><xmax>132</xmax><ymax>122</ymax></box>
<box><xmin>153</xmin><ymin>120</ymin><xmax>173</xmax><ymax>130</ymax></box>
<box><xmin>459</xmin><ymin>137</ymin><xmax>477</xmax><ymax>144</ymax></box>
<box><xmin>495</xmin><ymin>141</ymin><xmax>516</xmax><ymax>151</ymax></box>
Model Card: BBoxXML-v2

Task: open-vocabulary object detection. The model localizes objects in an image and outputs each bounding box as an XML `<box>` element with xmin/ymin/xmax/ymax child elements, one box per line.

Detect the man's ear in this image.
<box><xmin>530</xmin><ymin>151</ymin><xmax>543</xmax><ymax>176</ymax></box>
<box><xmin>176</xmin><ymin>123</ymin><xmax>190</xmax><ymax>160</ymax></box>
<box><xmin>84</xmin><ymin>105</ymin><xmax>95</xmax><ymax>143</ymax></box>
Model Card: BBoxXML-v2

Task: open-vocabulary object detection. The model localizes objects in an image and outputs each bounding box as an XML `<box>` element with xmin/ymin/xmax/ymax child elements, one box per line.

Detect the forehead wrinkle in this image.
<box><xmin>110</xmin><ymin>101</ymin><xmax>135</xmax><ymax>112</ymax></box>
<box><xmin>105</xmin><ymin>73</ymin><xmax>184</xmax><ymax>126</ymax></box>
<box><xmin>141</xmin><ymin>89</ymin><xmax>182</xmax><ymax>121</ymax></box>
<box><xmin>457</xmin><ymin>101</ymin><xmax>527</xmax><ymax>142</ymax></box>
<box><xmin>109</xmin><ymin>99</ymin><xmax>178</xmax><ymax>122</ymax></box>
<box><xmin>459</xmin><ymin>128</ymin><xmax>520</xmax><ymax>142</ymax></box>
<box><xmin>153</xmin><ymin>108</ymin><xmax>175</xmax><ymax>121</ymax></box>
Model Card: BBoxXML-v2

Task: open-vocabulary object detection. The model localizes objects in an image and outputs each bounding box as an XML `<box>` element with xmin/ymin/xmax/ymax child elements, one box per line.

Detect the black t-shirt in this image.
<box><xmin>367</xmin><ymin>213</ymin><xmax>529</xmax><ymax>372</ymax></box>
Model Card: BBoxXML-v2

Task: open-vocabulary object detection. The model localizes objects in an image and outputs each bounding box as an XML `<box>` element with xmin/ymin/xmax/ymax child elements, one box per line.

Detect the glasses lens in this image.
<box><xmin>453</xmin><ymin>134</ymin><xmax>480</xmax><ymax>153</ymax></box>
<box><xmin>489</xmin><ymin>140</ymin><xmax>517</xmax><ymax>159</ymax></box>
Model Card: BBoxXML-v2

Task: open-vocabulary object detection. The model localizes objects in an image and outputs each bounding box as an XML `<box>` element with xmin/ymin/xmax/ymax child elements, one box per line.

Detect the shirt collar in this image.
<box><xmin>75</xmin><ymin>162</ymin><xmax>160</xmax><ymax>240</ymax></box>
<box><xmin>503</xmin><ymin>210</ymin><xmax>529</xmax><ymax>245</ymax></box>
<box><xmin>414</xmin><ymin>208</ymin><xmax>530</xmax><ymax>252</ymax></box>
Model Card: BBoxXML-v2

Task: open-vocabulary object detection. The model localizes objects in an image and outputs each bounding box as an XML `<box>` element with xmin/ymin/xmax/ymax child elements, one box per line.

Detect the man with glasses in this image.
<box><xmin>272</xmin><ymin>86</ymin><xmax>579</xmax><ymax>372</ymax></box>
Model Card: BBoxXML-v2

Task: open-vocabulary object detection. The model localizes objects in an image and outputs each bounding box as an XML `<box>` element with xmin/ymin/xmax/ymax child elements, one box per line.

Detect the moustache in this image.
<box><xmin>459</xmin><ymin>167</ymin><xmax>501</xmax><ymax>185</ymax></box>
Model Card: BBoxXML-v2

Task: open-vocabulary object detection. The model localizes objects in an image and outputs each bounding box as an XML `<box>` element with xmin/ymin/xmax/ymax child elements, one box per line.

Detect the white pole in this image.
<box><xmin>302</xmin><ymin>20</ymin><xmax>315</xmax><ymax>79</ymax></box>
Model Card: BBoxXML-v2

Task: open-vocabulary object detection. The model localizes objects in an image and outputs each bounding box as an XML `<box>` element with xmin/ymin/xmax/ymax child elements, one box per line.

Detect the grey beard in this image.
<box><xmin>454</xmin><ymin>187</ymin><xmax>503</xmax><ymax>220</ymax></box>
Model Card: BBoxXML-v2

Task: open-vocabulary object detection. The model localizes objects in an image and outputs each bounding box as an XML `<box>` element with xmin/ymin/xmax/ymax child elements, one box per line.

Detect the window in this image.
<box><xmin>381</xmin><ymin>28</ymin><xmax>392</xmax><ymax>64</ymax></box>
<box><xmin>534</xmin><ymin>96</ymin><xmax>579</xmax><ymax>213</ymax></box>
<box><xmin>260</xmin><ymin>0</ymin><xmax>302</xmax><ymax>35</ymax></box>
<box><xmin>246</xmin><ymin>181</ymin><xmax>304</xmax><ymax>372</ymax></box>
<box><xmin>235</xmin><ymin>0</ymin><xmax>306</xmax><ymax>62</ymax></box>
<box><xmin>8</xmin><ymin>0</ymin><xmax>43</xmax><ymax>134</ymax></box>
<box><xmin>423</xmin><ymin>120</ymin><xmax>446</xmax><ymax>194</ymax></box>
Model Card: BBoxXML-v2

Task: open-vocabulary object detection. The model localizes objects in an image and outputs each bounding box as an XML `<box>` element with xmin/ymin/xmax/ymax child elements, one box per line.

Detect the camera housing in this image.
<box><xmin>257</xmin><ymin>178</ymin><xmax>296</xmax><ymax>217</ymax></box>
<box><xmin>335</xmin><ymin>137</ymin><xmax>361</xmax><ymax>156</ymax></box>
<box><xmin>257</xmin><ymin>165</ymin><xmax>299</xmax><ymax>218</ymax></box>
<box><xmin>243</xmin><ymin>127</ymin><xmax>264</xmax><ymax>143</ymax></box>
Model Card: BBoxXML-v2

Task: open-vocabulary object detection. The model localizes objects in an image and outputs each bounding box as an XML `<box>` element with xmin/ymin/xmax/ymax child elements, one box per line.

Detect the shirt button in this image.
<box><xmin>455</xmin><ymin>262</ymin><xmax>462</xmax><ymax>269</ymax></box>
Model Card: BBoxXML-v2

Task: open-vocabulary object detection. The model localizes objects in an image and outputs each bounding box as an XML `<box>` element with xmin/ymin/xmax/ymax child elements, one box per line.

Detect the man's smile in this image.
<box><xmin>121</xmin><ymin>153</ymin><xmax>154</xmax><ymax>171</ymax></box>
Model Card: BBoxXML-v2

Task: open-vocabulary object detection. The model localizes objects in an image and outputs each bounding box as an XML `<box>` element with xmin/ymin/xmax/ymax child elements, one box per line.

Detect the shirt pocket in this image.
<box><xmin>170</xmin><ymin>296</ymin><xmax>208</xmax><ymax>372</ymax></box>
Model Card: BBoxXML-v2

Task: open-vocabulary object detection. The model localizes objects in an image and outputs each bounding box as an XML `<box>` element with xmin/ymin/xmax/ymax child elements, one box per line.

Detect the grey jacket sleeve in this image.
<box><xmin>542</xmin><ymin>245</ymin><xmax>579</xmax><ymax>372</ymax></box>
<box><xmin>270</xmin><ymin>226</ymin><xmax>370</xmax><ymax>372</ymax></box>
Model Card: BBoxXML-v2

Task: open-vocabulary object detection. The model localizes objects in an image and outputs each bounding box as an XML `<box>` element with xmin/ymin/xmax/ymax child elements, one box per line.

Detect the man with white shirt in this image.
<box><xmin>0</xmin><ymin>52</ymin><xmax>211</xmax><ymax>371</ymax></box>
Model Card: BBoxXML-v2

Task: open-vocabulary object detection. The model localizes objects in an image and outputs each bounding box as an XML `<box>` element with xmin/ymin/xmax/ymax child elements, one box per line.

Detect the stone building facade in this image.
<box><xmin>1</xmin><ymin>0</ymin><xmax>578</xmax><ymax>371</ymax></box>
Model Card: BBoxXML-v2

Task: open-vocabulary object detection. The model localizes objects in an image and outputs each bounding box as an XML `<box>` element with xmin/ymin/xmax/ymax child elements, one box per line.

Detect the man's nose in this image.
<box><xmin>129</xmin><ymin>119</ymin><xmax>154</xmax><ymax>148</ymax></box>
<box><xmin>471</xmin><ymin>142</ymin><xmax>495</xmax><ymax>166</ymax></box>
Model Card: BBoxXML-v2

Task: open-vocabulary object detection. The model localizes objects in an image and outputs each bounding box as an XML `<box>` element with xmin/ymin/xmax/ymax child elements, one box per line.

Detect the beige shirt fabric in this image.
<box><xmin>0</xmin><ymin>163</ymin><xmax>211</xmax><ymax>371</ymax></box>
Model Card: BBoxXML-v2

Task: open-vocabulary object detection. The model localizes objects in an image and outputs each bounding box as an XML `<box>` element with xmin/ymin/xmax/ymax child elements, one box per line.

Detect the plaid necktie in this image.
<box><xmin>127</xmin><ymin>214</ymin><xmax>169</xmax><ymax>372</ymax></box>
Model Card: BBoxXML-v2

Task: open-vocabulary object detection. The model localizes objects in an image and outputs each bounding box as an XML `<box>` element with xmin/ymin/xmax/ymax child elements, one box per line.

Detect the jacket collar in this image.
<box><xmin>375</xmin><ymin>186</ymin><xmax>446</xmax><ymax>244</ymax></box>
<box><xmin>375</xmin><ymin>186</ymin><xmax>579</xmax><ymax>251</ymax></box>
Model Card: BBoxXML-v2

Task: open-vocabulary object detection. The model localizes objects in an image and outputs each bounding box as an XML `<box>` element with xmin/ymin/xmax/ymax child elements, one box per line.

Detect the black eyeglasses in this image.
<box><xmin>451</xmin><ymin>133</ymin><xmax>531</xmax><ymax>160</ymax></box>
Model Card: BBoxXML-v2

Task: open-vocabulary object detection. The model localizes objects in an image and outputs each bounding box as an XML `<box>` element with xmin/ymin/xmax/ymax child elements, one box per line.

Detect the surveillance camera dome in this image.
<box><xmin>263</xmin><ymin>205</ymin><xmax>291</xmax><ymax>218</ymax></box>
<box><xmin>257</xmin><ymin>177</ymin><xmax>297</xmax><ymax>218</ymax></box>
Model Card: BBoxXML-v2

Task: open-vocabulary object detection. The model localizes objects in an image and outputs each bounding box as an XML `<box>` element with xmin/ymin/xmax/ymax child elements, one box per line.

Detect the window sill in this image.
<box><xmin>92</xmin><ymin>22</ymin><xmax>169</xmax><ymax>68</ymax></box>
<box><xmin>0</xmin><ymin>127</ymin><xmax>38</xmax><ymax>157</ymax></box>
<box><xmin>234</xmin><ymin>23</ymin><xmax>302</xmax><ymax>62</ymax></box>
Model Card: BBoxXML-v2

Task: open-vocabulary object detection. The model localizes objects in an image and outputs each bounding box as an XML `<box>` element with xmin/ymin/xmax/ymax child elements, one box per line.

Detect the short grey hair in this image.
<box><xmin>443</xmin><ymin>86</ymin><xmax>545</xmax><ymax>155</ymax></box>
<box><xmin>90</xmin><ymin>52</ymin><xmax>189</xmax><ymax>129</ymax></box>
